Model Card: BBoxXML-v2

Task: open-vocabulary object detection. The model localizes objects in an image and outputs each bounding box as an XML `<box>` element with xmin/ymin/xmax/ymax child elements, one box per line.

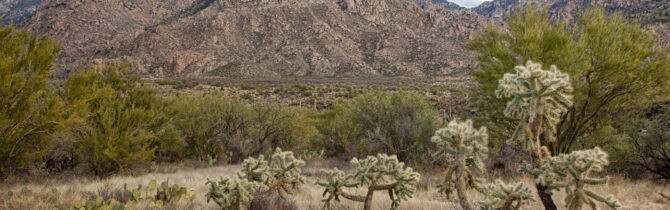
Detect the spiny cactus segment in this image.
<box><xmin>206</xmin><ymin>148</ymin><xmax>306</xmax><ymax>209</ymax></box>
<box><xmin>520</xmin><ymin>147</ymin><xmax>621</xmax><ymax>210</ymax></box>
<box><xmin>317</xmin><ymin>154</ymin><xmax>420</xmax><ymax>210</ymax></box>
<box><xmin>477</xmin><ymin>179</ymin><xmax>535</xmax><ymax>210</ymax></box>
<box><xmin>431</xmin><ymin>119</ymin><xmax>488</xmax><ymax>210</ymax></box>
<box><xmin>495</xmin><ymin>60</ymin><xmax>573</xmax><ymax>159</ymax></box>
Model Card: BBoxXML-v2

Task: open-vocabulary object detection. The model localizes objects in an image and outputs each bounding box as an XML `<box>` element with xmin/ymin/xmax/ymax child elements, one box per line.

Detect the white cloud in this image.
<box><xmin>449</xmin><ymin>0</ymin><xmax>492</xmax><ymax>8</ymax></box>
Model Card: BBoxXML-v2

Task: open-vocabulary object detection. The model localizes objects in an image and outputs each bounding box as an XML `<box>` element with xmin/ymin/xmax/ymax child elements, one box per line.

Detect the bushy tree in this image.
<box><xmin>0</xmin><ymin>24</ymin><xmax>72</xmax><ymax>179</ymax></box>
<box><xmin>468</xmin><ymin>6</ymin><xmax>670</xmax><ymax>158</ymax></box>
<box><xmin>317</xmin><ymin>154</ymin><xmax>420</xmax><ymax>210</ymax></box>
<box><xmin>206</xmin><ymin>148</ymin><xmax>305</xmax><ymax>209</ymax></box>
<box><xmin>317</xmin><ymin>91</ymin><xmax>439</xmax><ymax>164</ymax></box>
<box><xmin>521</xmin><ymin>147</ymin><xmax>621</xmax><ymax>210</ymax></box>
<box><xmin>172</xmin><ymin>93</ymin><xmax>249</xmax><ymax>162</ymax></box>
<box><xmin>431</xmin><ymin>119</ymin><xmax>489</xmax><ymax>210</ymax></box>
<box><xmin>66</xmin><ymin>64</ymin><xmax>181</xmax><ymax>176</ymax></box>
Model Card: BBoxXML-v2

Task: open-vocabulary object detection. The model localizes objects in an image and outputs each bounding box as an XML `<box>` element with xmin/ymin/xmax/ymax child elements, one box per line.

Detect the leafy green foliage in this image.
<box><xmin>66</xmin><ymin>64</ymin><xmax>182</xmax><ymax>176</ymax></box>
<box><xmin>468</xmin><ymin>6</ymin><xmax>670</xmax><ymax>155</ymax></box>
<box><xmin>477</xmin><ymin>180</ymin><xmax>535</xmax><ymax>210</ymax></box>
<box><xmin>496</xmin><ymin>60</ymin><xmax>573</xmax><ymax>159</ymax></box>
<box><xmin>317</xmin><ymin>154</ymin><xmax>420</xmax><ymax>210</ymax></box>
<box><xmin>521</xmin><ymin>147</ymin><xmax>620</xmax><ymax>210</ymax></box>
<box><xmin>431</xmin><ymin>119</ymin><xmax>488</xmax><ymax>210</ymax></box>
<box><xmin>171</xmin><ymin>93</ymin><xmax>247</xmax><ymax>162</ymax></box>
<box><xmin>206</xmin><ymin>148</ymin><xmax>306</xmax><ymax>209</ymax></box>
<box><xmin>0</xmin><ymin>24</ymin><xmax>70</xmax><ymax>179</ymax></box>
<box><xmin>317</xmin><ymin>91</ymin><xmax>438</xmax><ymax>164</ymax></box>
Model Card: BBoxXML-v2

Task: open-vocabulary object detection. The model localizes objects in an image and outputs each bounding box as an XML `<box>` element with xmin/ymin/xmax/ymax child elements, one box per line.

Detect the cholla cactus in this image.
<box><xmin>495</xmin><ymin>60</ymin><xmax>573</xmax><ymax>160</ymax></box>
<box><xmin>520</xmin><ymin>147</ymin><xmax>620</xmax><ymax>210</ymax></box>
<box><xmin>317</xmin><ymin>154</ymin><xmax>420</xmax><ymax>210</ymax></box>
<box><xmin>478</xmin><ymin>179</ymin><xmax>535</xmax><ymax>210</ymax></box>
<box><xmin>205</xmin><ymin>176</ymin><xmax>257</xmax><ymax>209</ymax></box>
<box><xmin>206</xmin><ymin>148</ymin><xmax>306</xmax><ymax>209</ymax></box>
<box><xmin>431</xmin><ymin>119</ymin><xmax>488</xmax><ymax>210</ymax></box>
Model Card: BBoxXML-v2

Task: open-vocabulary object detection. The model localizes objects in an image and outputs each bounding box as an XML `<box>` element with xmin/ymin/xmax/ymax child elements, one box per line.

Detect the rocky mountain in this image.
<box><xmin>0</xmin><ymin>0</ymin><xmax>41</xmax><ymax>25</ymax></box>
<box><xmin>472</xmin><ymin>0</ymin><xmax>670</xmax><ymax>43</ymax></box>
<box><xmin>22</xmin><ymin>0</ymin><xmax>491</xmax><ymax>78</ymax></box>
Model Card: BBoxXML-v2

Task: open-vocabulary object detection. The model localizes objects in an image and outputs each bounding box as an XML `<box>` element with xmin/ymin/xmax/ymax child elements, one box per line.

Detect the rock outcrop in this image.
<box><xmin>0</xmin><ymin>0</ymin><xmax>41</xmax><ymax>25</ymax></box>
<box><xmin>23</xmin><ymin>0</ymin><xmax>491</xmax><ymax>78</ymax></box>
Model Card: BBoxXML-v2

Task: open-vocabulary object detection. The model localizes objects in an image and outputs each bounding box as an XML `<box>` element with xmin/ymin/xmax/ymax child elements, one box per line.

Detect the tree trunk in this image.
<box><xmin>535</xmin><ymin>183</ymin><xmax>557</xmax><ymax>210</ymax></box>
<box><xmin>455</xmin><ymin>178</ymin><xmax>472</xmax><ymax>210</ymax></box>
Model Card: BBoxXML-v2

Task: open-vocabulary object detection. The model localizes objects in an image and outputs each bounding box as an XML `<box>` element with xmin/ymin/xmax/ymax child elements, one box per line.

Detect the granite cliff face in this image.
<box><xmin>23</xmin><ymin>0</ymin><xmax>491</xmax><ymax>78</ymax></box>
<box><xmin>0</xmin><ymin>0</ymin><xmax>41</xmax><ymax>25</ymax></box>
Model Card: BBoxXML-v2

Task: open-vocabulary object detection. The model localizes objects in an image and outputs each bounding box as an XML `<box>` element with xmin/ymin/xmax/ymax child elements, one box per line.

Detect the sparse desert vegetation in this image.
<box><xmin>2</xmin><ymin>4</ymin><xmax>670</xmax><ymax>210</ymax></box>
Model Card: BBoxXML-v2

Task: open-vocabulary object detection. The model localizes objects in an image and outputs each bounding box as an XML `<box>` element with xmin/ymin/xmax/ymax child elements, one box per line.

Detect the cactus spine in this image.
<box><xmin>431</xmin><ymin>119</ymin><xmax>489</xmax><ymax>210</ymax></box>
<box><xmin>206</xmin><ymin>148</ymin><xmax>305</xmax><ymax>209</ymax></box>
<box><xmin>317</xmin><ymin>154</ymin><xmax>420</xmax><ymax>210</ymax></box>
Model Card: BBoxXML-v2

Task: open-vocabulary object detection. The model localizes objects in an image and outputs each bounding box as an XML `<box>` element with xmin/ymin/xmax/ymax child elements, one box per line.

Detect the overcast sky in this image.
<box><xmin>449</xmin><ymin>0</ymin><xmax>492</xmax><ymax>8</ymax></box>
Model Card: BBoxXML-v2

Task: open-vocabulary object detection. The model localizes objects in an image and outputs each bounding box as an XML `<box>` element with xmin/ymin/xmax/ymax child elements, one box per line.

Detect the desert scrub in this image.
<box><xmin>206</xmin><ymin>148</ymin><xmax>306</xmax><ymax>209</ymax></box>
<box><xmin>317</xmin><ymin>153</ymin><xmax>420</xmax><ymax>210</ymax></box>
<box><xmin>521</xmin><ymin>147</ymin><xmax>621</xmax><ymax>210</ymax></box>
<box><xmin>431</xmin><ymin>119</ymin><xmax>488</xmax><ymax>210</ymax></box>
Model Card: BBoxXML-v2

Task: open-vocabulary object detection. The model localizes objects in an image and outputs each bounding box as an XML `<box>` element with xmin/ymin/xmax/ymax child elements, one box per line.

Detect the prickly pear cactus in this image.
<box><xmin>477</xmin><ymin>179</ymin><xmax>535</xmax><ymax>210</ymax></box>
<box><xmin>520</xmin><ymin>147</ymin><xmax>621</xmax><ymax>210</ymax></box>
<box><xmin>495</xmin><ymin>60</ymin><xmax>573</xmax><ymax>158</ymax></box>
<box><xmin>317</xmin><ymin>154</ymin><xmax>420</xmax><ymax>210</ymax></box>
<box><xmin>206</xmin><ymin>148</ymin><xmax>306</xmax><ymax>209</ymax></box>
<box><xmin>72</xmin><ymin>197</ymin><xmax>133</xmax><ymax>210</ymax></box>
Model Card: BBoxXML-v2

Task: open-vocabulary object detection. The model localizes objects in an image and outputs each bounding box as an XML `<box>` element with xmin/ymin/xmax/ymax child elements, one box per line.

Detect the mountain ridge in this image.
<box><xmin>23</xmin><ymin>0</ymin><xmax>492</xmax><ymax>78</ymax></box>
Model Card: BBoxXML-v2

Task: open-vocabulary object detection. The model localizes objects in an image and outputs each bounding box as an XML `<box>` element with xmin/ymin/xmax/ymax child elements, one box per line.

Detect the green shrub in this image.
<box><xmin>317</xmin><ymin>91</ymin><xmax>439</xmax><ymax>165</ymax></box>
<box><xmin>67</xmin><ymin>65</ymin><xmax>182</xmax><ymax>176</ymax></box>
<box><xmin>172</xmin><ymin>94</ymin><xmax>248</xmax><ymax>162</ymax></box>
<box><xmin>0</xmin><ymin>24</ymin><xmax>71</xmax><ymax>179</ymax></box>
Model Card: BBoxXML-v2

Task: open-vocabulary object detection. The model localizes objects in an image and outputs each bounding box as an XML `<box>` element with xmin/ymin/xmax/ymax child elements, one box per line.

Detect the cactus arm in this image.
<box><xmin>584</xmin><ymin>190</ymin><xmax>621</xmax><ymax>209</ymax></box>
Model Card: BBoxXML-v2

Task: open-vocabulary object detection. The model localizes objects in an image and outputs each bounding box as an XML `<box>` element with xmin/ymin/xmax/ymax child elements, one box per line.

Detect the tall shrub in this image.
<box><xmin>66</xmin><ymin>65</ymin><xmax>180</xmax><ymax>176</ymax></box>
<box><xmin>0</xmin><ymin>24</ymin><xmax>70</xmax><ymax>179</ymax></box>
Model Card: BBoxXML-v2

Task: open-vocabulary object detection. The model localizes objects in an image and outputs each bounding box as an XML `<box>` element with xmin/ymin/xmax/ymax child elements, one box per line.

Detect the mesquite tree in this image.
<box><xmin>317</xmin><ymin>154</ymin><xmax>420</xmax><ymax>210</ymax></box>
<box><xmin>431</xmin><ymin>119</ymin><xmax>489</xmax><ymax>210</ymax></box>
<box><xmin>478</xmin><ymin>179</ymin><xmax>535</xmax><ymax>210</ymax></box>
<box><xmin>206</xmin><ymin>148</ymin><xmax>305</xmax><ymax>209</ymax></box>
<box><xmin>521</xmin><ymin>147</ymin><xmax>620</xmax><ymax>210</ymax></box>
<box><xmin>496</xmin><ymin>60</ymin><xmax>573</xmax><ymax>209</ymax></box>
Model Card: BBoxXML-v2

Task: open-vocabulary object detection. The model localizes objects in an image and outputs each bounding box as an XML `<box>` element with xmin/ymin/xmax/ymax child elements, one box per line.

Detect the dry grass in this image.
<box><xmin>1</xmin><ymin>160</ymin><xmax>669</xmax><ymax>210</ymax></box>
